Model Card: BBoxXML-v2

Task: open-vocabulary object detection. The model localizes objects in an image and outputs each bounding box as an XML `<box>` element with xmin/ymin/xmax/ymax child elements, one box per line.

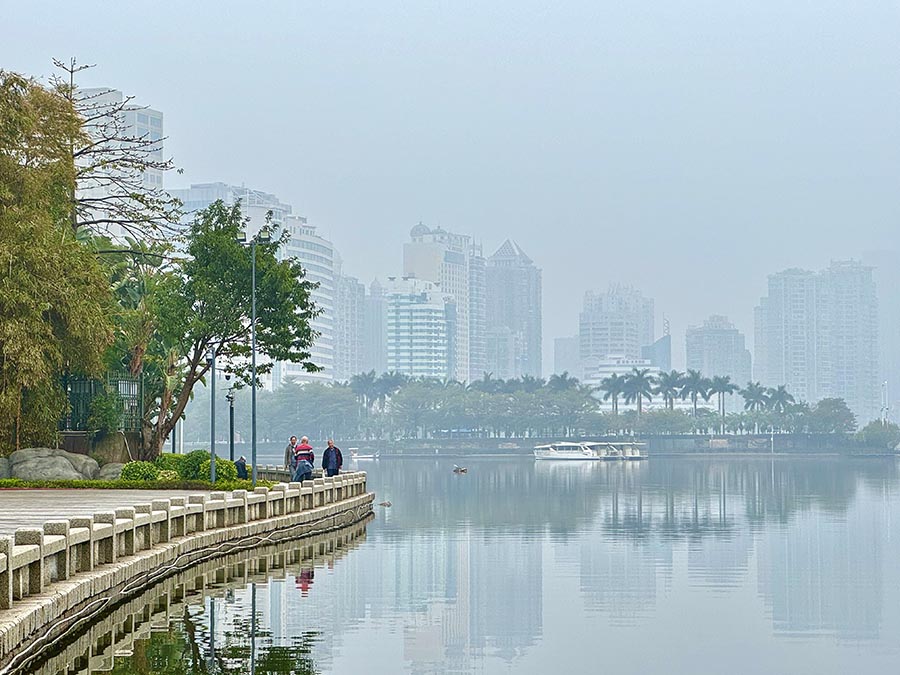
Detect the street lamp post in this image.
<box><xmin>207</xmin><ymin>348</ymin><xmax>216</xmax><ymax>482</ymax></box>
<box><xmin>238</xmin><ymin>227</ymin><xmax>271</xmax><ymax>488</ymax></box>
<box><xmin>226</xmin><ymin>390</ymin><xmax>235</xmax><ymax>461</ymax></box>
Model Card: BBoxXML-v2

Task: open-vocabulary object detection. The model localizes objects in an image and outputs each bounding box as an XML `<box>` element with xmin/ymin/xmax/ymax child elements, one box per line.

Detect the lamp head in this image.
<box><xmin>257</xmin><ymin>227</ymin><xmax>272</xmax><ymax>244</ymax></box>
<box><xmin>236</xmin><ymin>230</ymin><xmax>248</xmax><ymax>243</ymax></box>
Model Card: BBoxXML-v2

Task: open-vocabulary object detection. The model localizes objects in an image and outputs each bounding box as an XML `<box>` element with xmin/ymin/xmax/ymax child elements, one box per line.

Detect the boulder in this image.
<box><xmin>0</xmin><ymin>457</ymin><xmax>9</xmax><ymax>479</ymax></box>
<box><xmin>98</xmin><ymin>463</ymin><xmax>124</xmax><ymax>480</ymax></box>
<box><xmin>8</xmin><ymin>448</ymin><xmax>100</xmax><ymax>480</ymax></box>
<box><xmin>12</xmin><ymin>456</ymin><xmax>85</xmax><ymax>481</ymax></box>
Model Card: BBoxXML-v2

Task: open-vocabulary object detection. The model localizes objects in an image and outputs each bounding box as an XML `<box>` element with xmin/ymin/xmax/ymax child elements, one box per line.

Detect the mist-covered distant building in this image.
<box><xmin>385</xmin><ymin>277</ymin><xmax>454</xmax><ymax>379</ymax></box>
<box><xmin>484</xmin><ymin>240</ymin><xmax>542</xmax><ymax>380</ymax></box>
<box><xmin>754</xmin><ymin>261</ymin><xmax>878</xmax><ymax>421</ymax></box>
<box><xmin>362</xmin><ymin>278</ymin><xmax>388</xmax><ymax>375</ymax></box>
<box><xmin>554</xmin><ymin>336</ymin><xmax>580</xmax><ymax>378</ymax></box>
<box><xmin>686</xmin><ymin>315</ymin><xmax>752</xmax><ymax>412</ymax></box>
<box><xmin>579</xmin><ymin>285</ymin><xmax>655</xmax><ymax>364</ymax></box>
<box><xmin>864</xmin><ymin>250</ymin><xmax>900</xmax><ymax>421</ymax></box>
<box><xmin>334</xmin><ymin>256</ymin><xmax>365</xmax><ymax>382</ymax></box>
<box><xmin>641</xmin><ymin>334</ymin><xmax>671</xmax><ymax>372</ymax></box>
<box><xmin>403</xmin><ymin>223</ymin><xmax>485</xmax><ymax>382</ymax></box>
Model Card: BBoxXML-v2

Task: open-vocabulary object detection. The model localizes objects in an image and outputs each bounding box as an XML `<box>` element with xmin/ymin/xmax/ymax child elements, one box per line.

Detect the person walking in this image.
<box><xmin>322</xmin><ymin>439</ymin><xmax>343</xmax><ymax>477</ymax></box>
<box><xmin>284</xmin><ymin>436</ymin><xmax>298</xmax><ymax>470</ymax></box>
<box><xmin>292</xmin><ymin>436</ymin><xmax>315</xmax><ymax>482</ymax></box>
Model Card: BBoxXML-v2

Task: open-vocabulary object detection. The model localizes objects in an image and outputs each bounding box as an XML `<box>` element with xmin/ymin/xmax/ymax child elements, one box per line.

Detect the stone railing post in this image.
<box><xmin>69</xmin><ymin>517</ymin><xmax>95</xmax><ymax>573</ymax></box>
<box><xmin>0</xmin><ymin>536</ymin><xmax>12</xmax><ymax>609</ymax></box>
<box><xmin>93</xmin><ymin>512</ymin><xmax>117</xmax><ymax>564</ymax></box>
<box><xmin>133</xmin><ymin>504</ymin><xmax>153</xmax><ymax>549</ymax></box>
<box><xmin>254</xmin><ymin>487</ymin><xmax>270</xmax><ymax>519</ymax></box>
<box><xmin>43</xmin><ymin>520</ymin><xmax>71</xmax><ymax>581</ymax></box>
<box><xmin>188</xmin><ymin>495</ymin><xmax>208</xmax><ymax>532</ymax></box>
<box><xmin>115</xmin><ymin>508</ymin><xmax>137</xmax><ymax>556</ymax></box>
<box><xmin>151</xmin><ymin>500</ymin><xmax>172</xmax><ymax>543</ymax></box>
<box><xmin>14</xmin><ymin>529</ymin><xmax>44</xmax><ymax>596</ymax></box>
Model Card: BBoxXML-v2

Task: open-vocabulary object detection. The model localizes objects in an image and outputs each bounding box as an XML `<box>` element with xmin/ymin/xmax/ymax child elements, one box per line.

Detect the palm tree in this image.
<box><xmin>468</xmin><ymin>372</ymin><xmax>503</xmax><ymax>394</ymax></box>
<box><xmin>623</xmin><ymin>368</ymin><xmax>655</xmax><ymax>416</ymax></box>
<box><xmin>680</xmin><ymin>369</ymin><xmax>710</xmax><ymax>418</ymax></box>
<box><xmin>708</xmin><ymin>375</ymin><xmax>739</xmax><ymax>433</ymax></box>
<box><xmin>767</xmin><ymin>385</ymin><xmax>795</xmax><ymax>414</ymax></box>
<box><xmin>740</xmin><ymin>381</ymin><xmax>769</xmax><ymax>412</ymax></box>
<box><xmin>599</xmin><ymin>373</ymin><xmax>626</xmax><ymax>416</ymax></box>
<box><xmin>350</xmin><ymin>370</ymin><xmax>378</xmax><ymax>417</ymax></box>
<box><xmin>547</xmin><ymin>371</ymin><xmax>579</xmax><ymax>391</ymax></box>
<box><xmin>655</xmin><ymin>370</ymin><xmax>684</xmax><ymax>410</ymax></box>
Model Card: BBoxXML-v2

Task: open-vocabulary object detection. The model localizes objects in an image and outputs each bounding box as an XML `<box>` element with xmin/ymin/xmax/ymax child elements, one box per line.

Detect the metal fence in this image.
<box><xmin>61</xmin><ymin>371</ymin><xmax>143</xmax><ymax>433</ymax></box>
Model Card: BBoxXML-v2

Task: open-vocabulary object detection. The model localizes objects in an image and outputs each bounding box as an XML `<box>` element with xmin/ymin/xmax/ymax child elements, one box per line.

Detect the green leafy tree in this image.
<box><xmin>766</xmin><ymin>385</ymin><xmax>795</xmax><ymax>414</ymax></box>
<box><xmin>857</xmin><ymin>420</ymin><xmax>900</xmax><ymax>450</ymax></box>
<box><xmin>708</xmin><ymin>375</ymin><xmax>739</xmax><ymax>432</ymax></box>
<box><xmin>140</xmin><ymin>200</ymin><xmax>319</xmax><ymax>458</ymax></box>
<box><xmin>599</xmin><ymin>373</ymin><xmax>626</xmax><ymax>416</ymax></box>
<box><xmin>740</xmin><ymin>381</ymin><xmax>769</xmax><ymax>412</ymax></box>
<box><xmin>655</xmin><ymin>370</ymin><xmax>684</xmax><ymax>410</ymax></box>
<box><xmin>680</xmin><ymin>369</ymin><xmax>711</xmax><ymax>418</ymax></box>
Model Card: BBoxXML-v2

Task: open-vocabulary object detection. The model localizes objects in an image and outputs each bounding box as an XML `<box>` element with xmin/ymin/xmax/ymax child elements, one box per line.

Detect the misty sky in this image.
<box><xmin>4</xmin><ymin>1</ymin><xmax>899</xmax><ymax>371</ymax></box>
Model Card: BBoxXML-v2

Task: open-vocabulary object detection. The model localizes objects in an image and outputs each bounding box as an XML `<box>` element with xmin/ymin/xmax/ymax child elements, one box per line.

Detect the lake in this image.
<box><xmin>42</xmin><ymin>456</ymin><xmax>900</xmax><ymax>674</ymax></box>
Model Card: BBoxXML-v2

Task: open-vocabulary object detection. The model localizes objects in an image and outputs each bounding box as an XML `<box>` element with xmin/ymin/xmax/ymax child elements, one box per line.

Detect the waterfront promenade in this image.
<box><xmin>0</xmin><ymin>472</ymin><xmax>373</xmax><ymax>674</ymax></box>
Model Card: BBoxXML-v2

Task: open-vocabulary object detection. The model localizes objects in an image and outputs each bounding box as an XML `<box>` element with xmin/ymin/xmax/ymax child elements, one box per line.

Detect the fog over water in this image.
<box><xmin>4</xmin><ymin>1</ymin><xmax>899</xmax><ymax>366</ymax></box>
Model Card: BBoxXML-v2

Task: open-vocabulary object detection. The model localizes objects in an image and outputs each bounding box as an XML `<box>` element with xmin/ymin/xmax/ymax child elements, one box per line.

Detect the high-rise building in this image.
<box><xmin>863</xmin><ymin>250</ymin><xmax>900</xmax><ymax>421</ymax></box>
<box><xmin>579</xmin><ymin>285</ymin><xmax>655</xmax><ymax>364</ymax></box>
<box><xmin>385</xmin><ymin>277</ymin><xmax>454</xmax><ymax>379</ymax></box>
<box><xmin>553</xmin><ymin>336</ymin><xmax>580</xmax><ymax>378</ymax></box>
<box><xmin>334</xmin><ymin>256</ymin><xmax>365</xmax><ymax>382</ymax></box>
<box><xmin>484</xmin><ymin>240</ymin><xmax>542</xmax><ymax>380</ymax></box>
<box><xmin>754</xmin><ymin>261</ymin><xmax>878</xmax><ymax>421</ymax></box>
<box><xmin>403</xmin><ymin>223</ymin><xmax>486</xmax><ymax>382</ymax></box>
<box><xmin>363</xmin><ymin>279</ymin><xmax>387</xmax><ymax>375</ymax></box>
<box><xmin>641</xmin><ymin>334</ymin><xmax>672</xmax><ymax>372</ymax></box>
<box><xmin>78</xmin><ymin>88</ymin><xmax>165</xmax><ymax>240</ymax></box>
<box><xmin>686</xmin><ymin>315</ymin><xmax>752</xmax><ymax>412</ymax></box>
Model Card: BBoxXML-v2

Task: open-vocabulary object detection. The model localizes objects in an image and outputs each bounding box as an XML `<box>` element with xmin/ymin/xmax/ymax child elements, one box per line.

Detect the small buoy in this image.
<box><xmin>378</xmin><ymin>501</ymin><xmax>392</xmax><ymax>507</ymax></box>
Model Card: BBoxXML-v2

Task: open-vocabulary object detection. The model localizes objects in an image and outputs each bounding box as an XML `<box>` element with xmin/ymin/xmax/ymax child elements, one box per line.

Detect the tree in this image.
<box><xmin>766</xmin><ymin>385</ymin><xmax>795</xmax><ymax>414</ymax></box>
<box><xmin>52</xmin><ymin>58</ymin><xmax>181</xmax><ymax>239</ymax></box>
<box><xmin>139</xmin><ymin>200</ymin><xmax>319</xmax><ymax>458</ymax></box>
<box><xmin>680</xmin><ymin>369</ymin><xmax>711</xmax><ymax>418</ymax></box>
<box><xmin>802</xmin><ymin>398</ymin><xmax>857</xmax><ymax>434</ymax></box>
<box><xmin>857</xmin><ymin>420</ymin><xmax>900</xmax><ymax>450</ymax></box>
<box><xmin>0</xmin><ymin>71</ymin><xmax>113</xmax><ymax>452</ymax></box>
<box><xmin>547</xmin><ymin>371</ymin><xmax>580</xmax><ymax>391</ymax></box>
<box><xmin>655</xmin><ymin>370</ymin><xmax>684</xmax><ymax>410</ymax></box>
<box><xmin>599</xmin><ymin>373</ymin><xmax>626</xmax><ymax>416</ymax></box>
<box><xmin>350</xmin><ymin>370</ymin><xmax>378</xmax><ymax>419</ymax></box>
<box><xmin>708</xmin><ymin>375</ymin><xmax>739</xmax><ymax>433</ymax></box>
<box><xmin>623</xmin><ymin>368</ymin><xmax>655</xmax><ymax>416</ymax></box>
<box><xmin>740</xmin><ymin>381</ymin><xmax>769</xmax><ymax>412</ymax></box>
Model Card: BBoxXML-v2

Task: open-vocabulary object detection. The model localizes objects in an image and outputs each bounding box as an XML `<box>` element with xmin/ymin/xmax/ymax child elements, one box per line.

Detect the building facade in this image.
<box><xmin>754</xmin><ymin>262</ymin><xmax>878</xmax><ymax>421</ymax></box>
<box><xmin>579</xmin><ymin>285</ymin><xmax>655</xmax><ymax>363</ymax></box>
<box><xmin>686</xmin><ymin>315</ymin><xmax>752</xmax><ymax>412</ymax></box>
<box><xmin>385</xmin><ymin>277</ymin><xmax>454</xmax><ymax>379</ymax></box>
<box><xmin>362</xmin><ymin>279</ymin><xmax>388</xmax><ymax>375</ymax></box>
<box><xmin>485</xmin><ymin>240</ymin><xmax>542</xmax><ymax>380</ymax></box>
<box><xmin>403</xmin><ymin>223</ymin><xmax>485</xmax><ymax>382</ymax></box>
<box><xmin>333</xmin><ymin>256</ymin><xmax>365</xmax><ymax>382</ymax></box>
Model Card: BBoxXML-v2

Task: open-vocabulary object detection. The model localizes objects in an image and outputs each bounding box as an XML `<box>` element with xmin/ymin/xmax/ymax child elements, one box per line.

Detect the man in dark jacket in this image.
<box><xmin>322</xmin><ymin>439</ymin><xmax>343</xmax><ymax>477</ymax></box>
<box><xmin>235</xmin><ymin>455</ymin><xmax>248</xmax><ymax>480</ymax></box>
<box><xmin>284</xmin><ymin>436</ymin><xmax>298</xmax><ymax>470</ymax></box>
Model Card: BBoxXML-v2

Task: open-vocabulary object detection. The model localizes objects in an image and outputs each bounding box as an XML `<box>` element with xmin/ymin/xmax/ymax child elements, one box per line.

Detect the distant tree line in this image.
<box><xmin>181</xmin><ymin>369</ymin><xmax>900</xmax><ymax>449</ymax></box>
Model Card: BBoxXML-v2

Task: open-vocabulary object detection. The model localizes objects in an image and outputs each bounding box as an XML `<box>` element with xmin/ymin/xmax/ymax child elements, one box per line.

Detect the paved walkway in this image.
<box><xmin>0</xmin><ymin>489</ymin><xmax>206</xmax><ymax>536</ymax></box>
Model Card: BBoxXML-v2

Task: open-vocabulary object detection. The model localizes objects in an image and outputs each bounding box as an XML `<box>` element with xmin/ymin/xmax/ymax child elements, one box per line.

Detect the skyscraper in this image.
<box><xmin>754</xmin><ymin>261</ymin><xmax>878</xmax><ymax>421</ymax></box>
<box><xmin>485</xmin><ymin>240</ymin><xmax>542</xmax><ymax>379</ymax></box>
<box><xmin>579</xmin><ymin>285</ymin><xmax>655</xmax><ymax>363</ymax></box>
<box><xmin>686</xmin><ymin>315</ymin><xmax>752</xmax><ymax>412</ymax></box>
<box><xmin>403</xmin><ymin>223</ymin><xmax>485</xmax><ymax>382</ymax></box>
<box><xmin>385</xmin><ymin>277</ymin><xmax>454</xmax><ymax>379</ymax></box>
<box><xmin>363</xmin><ymin>279</ymin><xmax>388</xmax><ymax>375</ymax></box>
<box><xmin>333</xmin><ymin>256</ymin><xmax>365</xmax><ymax>382</ymax></box>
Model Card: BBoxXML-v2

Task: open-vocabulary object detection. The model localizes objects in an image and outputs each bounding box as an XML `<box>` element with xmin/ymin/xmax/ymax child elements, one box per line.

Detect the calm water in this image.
<box><xmin>47</xmin><ymin>457</ymin><xmax>900</xmax><ymax>674</ymax></box>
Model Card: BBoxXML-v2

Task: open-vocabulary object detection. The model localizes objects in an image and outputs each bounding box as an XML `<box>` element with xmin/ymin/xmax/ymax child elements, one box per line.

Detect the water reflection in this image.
<box><xmin>31</xmin><ymin>457</ymin><xmax>900</xmax><ymax>674</ymax></box>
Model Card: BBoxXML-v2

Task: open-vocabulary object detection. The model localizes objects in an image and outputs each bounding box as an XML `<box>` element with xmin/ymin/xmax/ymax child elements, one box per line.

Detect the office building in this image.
<box><xmin>485</xmin><ymin>240</ymin><xmax>542</xmax><ymax>379</ymax></box>
<box><xmin>686</xmin><ymin>315</ymin><xmax>752</xmax><ymax>412</ymax></box>
<box><xmin>334</xmin><ymin>257</ymin><xmax>365</xmax><ymax>382</ymax></box>
<box><xmin>403</xmin><ymin>223</ymin><xmax>485</xmax><ymax>382</ymax></box>
<box><xmin>363</xmin><ymin>279</ymin><xmax>388</xmax><ymax>375</ymax></box>
<box><xmin>385</xmin><ymin>277</ymin><xmax>455</xmax><ymax>379</ymax></box>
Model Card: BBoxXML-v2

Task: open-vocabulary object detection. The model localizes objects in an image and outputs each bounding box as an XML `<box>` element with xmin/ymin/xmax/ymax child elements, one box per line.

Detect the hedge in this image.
<box><xmin>120</xmin><ymin>461</ymin><xmax>159</xmax><ymax>481</ymax></box>
<box><xmin>198</xmin><ymin>458</ymin><xmax>238</xmax><ymax>483</ymax></box>
<box><xmin>0</xmin><ymin>479</ymin><xmax>274</xmax><ymax>490</ymax></box>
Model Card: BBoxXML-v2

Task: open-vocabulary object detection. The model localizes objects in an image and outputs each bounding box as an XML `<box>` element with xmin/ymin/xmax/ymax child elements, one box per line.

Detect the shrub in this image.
<box><xmin>180</xmin><ymin>449</ymin><xmax>211</xmax><ymax>480</ymax></box>
<box><xmin>198</xmin><ymin>458</ymin><xmax>238</xmax><ymax>483</ymax></box>
<box><xmin>87</xmin><ymin>388</ymin><xmax>123</xmax><ymax>440</ymax></box>
<box><xmin>157</xmin><ymin>469</ymin><xmax>180</xmax><ymax>481</ymax></box>
<box><xmin>857</xmin><ymin>421</ymin><xmax>900</xmax><ymax>450</ymax></box>
<box><xmin>120</xmin><ymin>461</ymin><xmax>159</xmax><ymax>482</ymax></box>
<box><xmin>155</xmin><ymin>453</ymin><xmax>186</xmax><ymax>473</ymax></box>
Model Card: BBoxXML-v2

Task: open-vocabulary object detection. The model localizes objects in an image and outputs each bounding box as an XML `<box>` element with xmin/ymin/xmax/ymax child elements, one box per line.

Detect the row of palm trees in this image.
<box><xmin>599</xmin><ymin>368</ymin><xmax>796</xmax><ymax>429</ymax></box>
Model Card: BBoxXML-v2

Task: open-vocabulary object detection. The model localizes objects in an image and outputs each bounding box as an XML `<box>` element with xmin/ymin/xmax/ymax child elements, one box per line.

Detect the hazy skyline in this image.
<box><xmin>5</xmin><ymin>1</ymin><xmax>898</xmax><ymax>371</ymax></box>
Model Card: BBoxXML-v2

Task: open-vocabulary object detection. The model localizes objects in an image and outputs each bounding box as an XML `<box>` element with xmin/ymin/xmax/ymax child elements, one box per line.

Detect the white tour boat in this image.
<box><xmin>350</xmin><ymin>448</ymin><xmax>380</xmax><ymax>461</ymax></box>
<box><xmin>533</xmin><ymin>441</ymin><xmax>647</xmax><ymax>461</ymax></box>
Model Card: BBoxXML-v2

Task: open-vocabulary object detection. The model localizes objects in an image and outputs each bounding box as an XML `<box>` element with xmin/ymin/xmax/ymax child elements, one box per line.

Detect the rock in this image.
<box><xmin>98</xmin><ymin>463</ymin><xmax>124</xmax><ymax>480</ymax></box>
<box><xmin>8</xmin><ymin>448</ymin><xmax>100</xmax><ymax>480</ymax></box>
<box><xmin>0</xmin><ymin>457</ymin><xmax>9</xmax><ymax>479</ymax></box>
<box><xmin>12</xmin><ymin>456</ymin><xmax>85</xmax><ymax>481</ymax></box>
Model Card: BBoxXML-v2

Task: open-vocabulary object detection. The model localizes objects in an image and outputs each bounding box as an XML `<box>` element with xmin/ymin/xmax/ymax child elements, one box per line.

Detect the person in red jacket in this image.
<box><xmin>292</xmin><ymin>436</ymin><xmax>315</xmax><ymax>482</ymax></box>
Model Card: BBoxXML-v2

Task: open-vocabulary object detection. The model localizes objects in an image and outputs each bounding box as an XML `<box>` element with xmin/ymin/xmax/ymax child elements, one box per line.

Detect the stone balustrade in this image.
<box><xmin>0</xmin><ymin>470</ymin><xmax>370</xmax><ymax>665</ymax></box>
